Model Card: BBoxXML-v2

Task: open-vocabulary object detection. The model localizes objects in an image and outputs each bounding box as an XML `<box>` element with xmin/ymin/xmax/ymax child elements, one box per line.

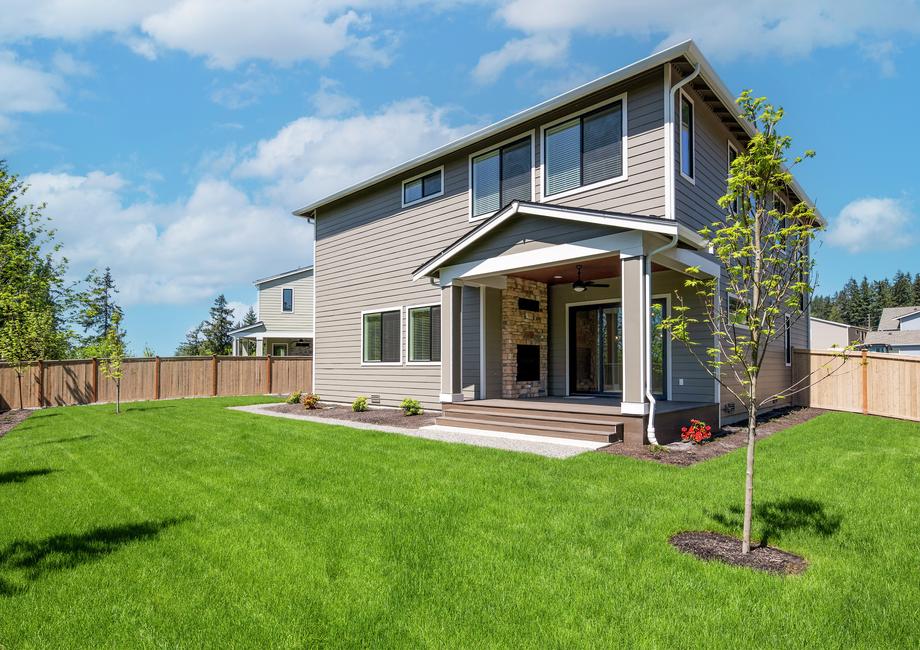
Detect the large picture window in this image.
<box><xmin>363</xmin><ymin>310</ymin><xmax>401</xmax><ymax>363</ymax></box>
<box><xmin>544</xmin><ymin>99</ymin><xmax>624</xmax><ymax>197</ymax></box>
<box><xmin>471</xmin><ymin>136</ymin><xmax>533</xmax><ymax>218</ymax></box>
<box><xmin>408</xmin><ymin>305</ymin><xmax>441</xmax><ymax>362</ymax></box>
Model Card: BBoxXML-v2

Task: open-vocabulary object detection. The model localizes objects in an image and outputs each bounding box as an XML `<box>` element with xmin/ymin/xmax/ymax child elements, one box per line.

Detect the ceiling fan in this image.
<box><xmin>572</xmin><ymin>264</ymin><xmax>609</xmax><ymax>293</ymax></box>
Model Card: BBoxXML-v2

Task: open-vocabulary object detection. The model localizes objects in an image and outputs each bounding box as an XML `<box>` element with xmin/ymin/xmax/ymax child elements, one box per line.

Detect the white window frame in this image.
<box><xmin>405</xmin><ymin>302</ymin><xmax>441</xmax><ymax>365</ymax></box>
<box><xmin>679</xmin><ymin>90</ymin><xmax>695</xmax><ymax>184</ymax></box>
<box><xmin>727</xmin><ymin>141</ymin><xmax>740</xmax><ymax>214</ymax></box>
<box><xmin>539</xmin><ymin>93</ymin><xmax>629</xmax><ymax>202</ymax></box>
<box><xmin>271</xmin><ymin>343</ymin><xmax>288</xmax><ymax>356</ymax></box>
<box><xmin>726</xmin><ymin>292</ymin><xmax>751</xmax><ymax>331</ymax></box>
<box><xmin>401</xmin><ymin>165</ymin><xmax>445</xmax><ymax>209</ymax></box>
<box><xmin>282</xmin><ymin>287</ymin><xmax>294</xmax><ymax>313</ymax></box>
<box><xmin>360</xmin><ymin>307</ymin><xmax>403</xmax><ymax>366</ymax></box>
<box><xmin>467</xmin><ymin>130</ymin><xmax>536</xmax><ymax>222</ymax></box>
<box><xmin>784</xmin><ymin>313</ymin><xmax>793</xmax><ymax>367</ymax></box>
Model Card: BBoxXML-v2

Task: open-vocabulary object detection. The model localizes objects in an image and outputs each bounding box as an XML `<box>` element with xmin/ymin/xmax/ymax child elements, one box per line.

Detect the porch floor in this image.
<box><xmin>468</xmin><ymin>396</ymin><xmax>714</xmax><ymax>416</ymax></box>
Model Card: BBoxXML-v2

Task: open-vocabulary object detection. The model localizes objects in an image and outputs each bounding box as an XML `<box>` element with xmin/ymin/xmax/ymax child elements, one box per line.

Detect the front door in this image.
<box><xmin>569</xmin><ymin>303</ymin><xmax>622</xmax><ymax>394</ymax></box>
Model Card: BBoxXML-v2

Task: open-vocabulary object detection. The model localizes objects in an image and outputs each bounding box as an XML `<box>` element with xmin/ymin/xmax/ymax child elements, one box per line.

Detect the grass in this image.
<box><xmin>1</xmin><ymin>396</ymin><xmax>918</xmax><ymax>648</ymax></box>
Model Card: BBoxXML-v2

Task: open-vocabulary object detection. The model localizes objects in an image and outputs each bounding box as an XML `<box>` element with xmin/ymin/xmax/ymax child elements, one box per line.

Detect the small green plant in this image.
<box><xmin>352</xmin><ymin>396</ymin><xmax>368</xmax><ymax>412</ymax></box>
<box><xmin>286</xmin><ymin>391</ymin><xmax>302</xmax><ymax>404</ymax></box>
<box><xmin>301</xmin><ymin>393</ymin><xmax>320</xmax><ymax>410</ymax></box>
<box><xmin>649</xmin><ymin>443</ymin><xmax>669</xmax><ymax>456</ymax></box>
<box><xmin>400</xmin><ymin>398</ymin><xmax>423</xmax><ymax>416</ymax></box>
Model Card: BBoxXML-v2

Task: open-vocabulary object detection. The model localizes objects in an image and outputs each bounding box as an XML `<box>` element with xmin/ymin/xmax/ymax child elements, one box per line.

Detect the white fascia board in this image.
<box><xmin>252</xmin><ymin>266</ymin><xmax>314</xmax><ymax>286</ymax></box>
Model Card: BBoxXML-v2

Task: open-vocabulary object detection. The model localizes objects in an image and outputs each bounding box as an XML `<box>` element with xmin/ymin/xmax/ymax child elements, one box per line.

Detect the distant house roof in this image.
<box><xmin>810</xmin><ymin>317</ymin><xmax>866</xmax><ymax>331</ymax></box>
<box><xmin>865</xmin><ymin>330</ymin><xmax>920</xmax><ymax>347</ymax></box>
<box><xmin>253</xmin><ymin>266</ymin><xmax>313</xmax><ymax>287</ymax></box>
<box><xmin>229</xmin><ymin>321</ymin><xmax>265</xmax><ymax>336</ymax></box>
<box><xmin>877</xmin><ymin>306</ymin><xmax>920</xmax><ymax>331</ymax></box>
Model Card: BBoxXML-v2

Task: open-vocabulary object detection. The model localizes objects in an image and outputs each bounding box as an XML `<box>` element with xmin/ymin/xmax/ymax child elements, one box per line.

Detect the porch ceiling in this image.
<box><xmin>509</xmin><ymin>256</ymin><xmax>669</xmax><ymax>285</ymax></box>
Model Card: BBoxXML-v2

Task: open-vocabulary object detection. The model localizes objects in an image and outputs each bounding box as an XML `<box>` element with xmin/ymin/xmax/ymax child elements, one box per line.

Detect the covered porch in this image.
<box><xmin>229</xmin><ymin>321</ymin><xmax>313</xmax><ymax>357</ymax></box>
<box><xmin>413</xmin><ymin>201</ymin><xmax>720</xmax><ymax>446</ymax></box>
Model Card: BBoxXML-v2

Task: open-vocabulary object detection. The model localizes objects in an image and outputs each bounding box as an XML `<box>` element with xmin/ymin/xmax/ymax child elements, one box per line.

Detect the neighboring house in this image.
<box><xmin>230</xmin><ymin>267</ymin><xmax>314</xmax><ymax>357</ymax></box>
<box><xmin>291</xmin><ymin>40</ymin><xmax>819</xmax><ymax>446</ymax></box>
<box><xmin>865</xmin><ymin>307</ymin><xmax>920</xmax><ymax>356</ymax></box>
<box><xmin>810</xmin><ymin>317</ymin><xmax>867</xmax><ymax>350</ymax></box>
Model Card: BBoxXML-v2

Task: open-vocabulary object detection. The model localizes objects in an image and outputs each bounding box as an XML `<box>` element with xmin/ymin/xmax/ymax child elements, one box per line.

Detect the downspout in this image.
<box><xmin>645</xmin><ymin>62</ymin><xmax>701</xmax><ymax>444</ymax></box>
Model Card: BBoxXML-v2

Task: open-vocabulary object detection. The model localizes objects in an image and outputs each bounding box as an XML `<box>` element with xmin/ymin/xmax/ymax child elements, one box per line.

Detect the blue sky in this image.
<box><xmin>2</xmin><ymin>1</ymin><xmax>919</xmax><ymax>354</ymax></box>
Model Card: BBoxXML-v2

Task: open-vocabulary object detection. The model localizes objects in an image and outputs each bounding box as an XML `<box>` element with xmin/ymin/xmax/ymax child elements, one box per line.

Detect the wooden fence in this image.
<box><xmin>792</xmin><ymin>350</ymin><xmax>920</xmax><ymax>422</ymax></box>
<box><xmin>0</xmin><ymin>356</ymin><xmax>312</xmax><ymax>411</ymax></box>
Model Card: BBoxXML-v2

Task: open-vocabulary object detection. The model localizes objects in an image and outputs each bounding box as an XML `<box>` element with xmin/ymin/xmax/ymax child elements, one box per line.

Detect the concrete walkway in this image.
<box><xmin>228</xmin><ymin>404</ymin><xmax>603</xmax><ymax>459</ymax></box>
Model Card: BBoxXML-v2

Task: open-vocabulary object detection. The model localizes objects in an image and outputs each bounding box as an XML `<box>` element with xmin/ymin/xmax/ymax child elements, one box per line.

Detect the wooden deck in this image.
<box><xmin>438</xmin><ymin>397</ymin><xmax>718</xmax><ymax>446</ymax></box>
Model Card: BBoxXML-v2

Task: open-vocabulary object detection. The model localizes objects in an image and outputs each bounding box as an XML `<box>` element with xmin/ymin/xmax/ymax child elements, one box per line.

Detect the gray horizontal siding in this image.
<box><xmin>258</xmin><ymin>271</ymin><xmax>314</xmax><ymax>332</ymax></box>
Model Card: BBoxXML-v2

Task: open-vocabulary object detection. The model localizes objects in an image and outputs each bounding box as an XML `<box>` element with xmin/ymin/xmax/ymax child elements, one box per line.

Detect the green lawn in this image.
<box><xmin>1</xmin><ymin>397</ymin><xmax>918</xmax><ymax>648</ymax></box>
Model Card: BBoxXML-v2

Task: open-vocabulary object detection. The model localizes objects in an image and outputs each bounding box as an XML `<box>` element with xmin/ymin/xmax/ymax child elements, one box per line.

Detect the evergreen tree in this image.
<box><xmin>235</xmin><ymin>305</ymin><xmax>258</xmax><ymax>355</ymax></box>
<box><xmin>75</xmin><ymin>266</ymin><xmax>123</xmax><ymax>345</ymax></box>
<box><xmin>891</xmin><ymin>270</ymin><xmax>914</xmax><ymax>306</ymax></box>
<box><xmin>176</xmin><ymin>322</ymin><xmax>206</xmax><ymax>356</ymax></box>
<box><xmin>914</xmin><ymin>274</ymin><xmax>920</xmax><ymax>304</ymax></box>
<box><xmin>203</xmin><ymin>294</ymin><xmax>234</xmax><ymax>355</ymax></box>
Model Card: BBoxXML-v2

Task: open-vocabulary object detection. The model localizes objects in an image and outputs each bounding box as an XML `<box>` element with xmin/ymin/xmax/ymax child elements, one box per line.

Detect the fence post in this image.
<box><xmin>37</xmin><ymin>359</ymin><xmax>45</xmax><ymax>408</ymax></box>
<box><xmin>861</xmin><ymin>350</ymin><xmax>869</xmax><ymax>415</ymax></box>
<box><xmin>211</xmin><ymin>355</ymin><xmax>218</xmax><ymax>397</ymax></box>
<box><xmin>91</xmin><ymin>358</ymin><xmax>99</xmax><ymax>403</ymax></box>
<box><xmin>265</xmin><ymin>354</ymin><xmax>273</xmax><ymax>394</ymax></box>
<box><xmin>154</xmin><ymin>356</ymin><xmax>161</xmax><ymax>400</ymax></box>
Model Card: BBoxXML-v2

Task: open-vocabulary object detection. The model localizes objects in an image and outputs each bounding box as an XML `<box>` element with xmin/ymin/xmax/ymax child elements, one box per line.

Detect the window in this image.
<box><xmin>471</xmin><ymin>137</ymin><xmax>532</xmax><ymax>218</ymax></box>
<box><xmin>727</xmin><ymin>142</ymin><xmax>740</xmax><ymax>213</ymax></box>
<box><xmin>402</xmin><ymin>168</ymin><xmax>443</xmax><ymax>207</ymax></box>
<box><xmin>272</xmin><ymin>343</ymin><xmax>287</xmax><ymax>357</ymax></box>
<box><xmin>544</xmin><ymin>99</ymin><xmax>624</xmax><ymax>197</ymax></box>
<box><xmin>680</xmin><ymin>93</ymin><xmax>694</xmax><ymax>181</ymax></box>
<box><xmin>362</xmin><ymin>309</ymin><xmax>401</xmax><ymax>363</ymax></box>
<box><xmin>408</xmin><ymin>305</ymin><xmax>441</xmax><ymax>363</ymax></box>
<box><xmin>784</xmin><ymin>314</ymin><xmax>792</xmax><ymax>366</ymax></box>
<box><xmin>282</xmin><ymin>288</ymin><xmax>293</xmax><ymax>312</ymax></box>
<box><xmin>727</xmin><ymin>294</ymin><xmax>750</xmax><ymax>330</ymax></box>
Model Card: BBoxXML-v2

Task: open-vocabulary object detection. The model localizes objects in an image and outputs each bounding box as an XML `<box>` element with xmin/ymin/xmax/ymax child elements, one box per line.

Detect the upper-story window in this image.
<box><xmin>544</xmin><ymin>98</ymin><xmax>625</xmax><ymax>198</ymax></box>
<box><xmin>282</xmin><ymin>288</ymin><xmax>293</xmax><ymax>312</ymax></box>
<box><xmin>680</xmin><ymin>93</ymin><xmax>695</xmax><ymax>181</ymax></box>
<box><xmin>470</xmin><ymin>136</ymin><xmax>533</xmax><ymax>219</ymax></box>
<box><xmin>402</xmin><ymin>167</ymin><xmax>443</xmax><ymax>207</ymax></box>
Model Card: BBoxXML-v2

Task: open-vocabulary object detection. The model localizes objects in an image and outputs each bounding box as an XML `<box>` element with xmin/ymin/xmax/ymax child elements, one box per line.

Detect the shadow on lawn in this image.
<box><xmin>0</xmin><ymin>517</ymin><xmax>191</xmax><ymax>596</ymax></box>
<box><xmin>0</xmin><ymin>469</ymin><xmax>59</xmax><ymax>485</ymax></box>
<box><xmin>709</xmin><ymin>497</ymin><xmax>843</xmax><ymax>546</ymax></box>
<box><xmin>32</xmin><ymin>434</ymin><xmax>96</xmax><ymax>446</ymax></box>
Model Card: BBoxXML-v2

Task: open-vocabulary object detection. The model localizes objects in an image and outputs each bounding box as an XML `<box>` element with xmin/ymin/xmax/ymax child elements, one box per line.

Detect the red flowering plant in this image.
<box><xmin>680</xmin><ymin>419</ymin><xmax>712</xmax><ymax>445</ymax></box>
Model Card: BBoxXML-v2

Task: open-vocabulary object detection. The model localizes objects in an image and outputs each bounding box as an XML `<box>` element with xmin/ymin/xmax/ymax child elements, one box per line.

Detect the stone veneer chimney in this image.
<box><xmin>501</xmin><ymin>277</ymin><xmax>548</xmax><ymax>398</ymax></box>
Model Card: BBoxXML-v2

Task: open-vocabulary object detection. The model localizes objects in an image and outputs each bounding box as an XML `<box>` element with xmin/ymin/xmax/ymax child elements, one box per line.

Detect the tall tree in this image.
<box><xmin>176</xmin><ymin>322</ymin><xmax>206</xmax><ymax>356</ymax></box>
<box><xmin>663</xmin><ymin>91</ymin><xmax>826</xmax><ymax>554</ymax></box>
<box><xmin>75</xmin><ymin>266</ymin><xmax>123</xmax><ymax>344</ymax></box>
<box><xmin>914</xmin><ymin>274</ymin><xmax>920</xmax><ymax>304</ymax></box>
<box><xmin>0</xmin><ymin>308</ymin><xmax>60</xmax><ymax>409</ymax></box>
<box><xmin>891</xmin><ymin>270</ymin><xmax>914</xmax><ymax>307</ymax></box>
<box><xmin>235</xmin><ymin>305</ymin><xmax>258</xmax><ymax>355</ymax></box>
<box><xmin>203</xmin><ymin>294</ymin><xmax>234</xmax><ymax>355</ymax></box>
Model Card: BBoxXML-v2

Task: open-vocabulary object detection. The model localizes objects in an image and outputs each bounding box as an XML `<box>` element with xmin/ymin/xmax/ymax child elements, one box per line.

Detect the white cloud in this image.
<box><xmin>477</xmin><ymin>0</ymin><xmax>920</xmax><ymax>82</ymax></box>
<box><xmin>310</xmin><ymin>77</ymin><xmax>358</xmax><ymax>117</ymax></box>
<box><xmin>235</xmin><ymin>97</ymin><xmax>478</xmax><ymax>207</ymax></box>
<box><xmin>825</xmin><ymin>197</ymin><xmax>916</xmax><ymax>252</ymax></box>
<box><xmin>0</xmin><ymin>50</ymin><xmax>65</xmax><ymax>113</ymax></box>
<box><xmin>227</xmin><ymin>300</ymin><xmax>257</xmax><ymax>324</ymax></box>
<box><xmin>25</xmin><ymin>171</ymin><xmax>314</xmax><ymax>306</ymax></box>
<box><xmin>472</xmin><ymin>33</ymin><xmax>569</xmax><ymax>84</ymax></box>
<box><xmin>51</xmin><ymin>51</ymin><xmax>94</xmax><ymax>77</ymax></box>
<box><xmin>210</xmin><ymin>67</ymin><xmax>278</xmax><ymax>109</ymax></box>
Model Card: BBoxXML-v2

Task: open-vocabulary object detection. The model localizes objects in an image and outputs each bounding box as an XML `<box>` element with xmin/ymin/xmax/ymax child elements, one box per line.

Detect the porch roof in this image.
<box><xmin>412</xmin><ymin>201</ymin><xmax>708</xmax><ymax>281</ymax></box>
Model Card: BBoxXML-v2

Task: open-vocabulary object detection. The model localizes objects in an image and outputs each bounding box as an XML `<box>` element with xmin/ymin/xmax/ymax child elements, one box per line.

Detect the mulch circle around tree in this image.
<box><xmin>598</xmin><ymin>407</ymin><xmax>825</xmax><ymax>466</ymax></box>
<box><xmin>0</xmin><ymin>410</ymin><xmax>31</xmax><ymax>439</ymax></box>
<box><xmin>670</xmin><ymin>531</ymin><xmax>807</xmax><ymax>575</ymax></box>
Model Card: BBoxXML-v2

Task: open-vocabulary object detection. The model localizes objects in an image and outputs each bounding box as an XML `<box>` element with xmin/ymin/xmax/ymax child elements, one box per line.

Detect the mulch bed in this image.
<box><xmin>598</xmin><ymin>407</ymin><xmax>825</xmax><ymax>466</ymax></box>
<box><xmin>670</xmin><ymin>530</ymin><xmax>807</xmax><ymax>575</ymax></box>
<box><xmin>267</xmin><ymin>402</ymin><xmax>438</xmax><ymax>428</ymax></box>
<box><xmin>0</xmin><ymin>410</ymin><xmax>31</xmax><ymax>439</ymax></box>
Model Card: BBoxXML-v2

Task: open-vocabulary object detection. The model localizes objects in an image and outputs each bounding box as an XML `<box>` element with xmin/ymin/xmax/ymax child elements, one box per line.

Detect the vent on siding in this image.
<box><xmin>370</xmin><ymin>394</ymin><xmax>381</xmax><ymax>405</ymax></box>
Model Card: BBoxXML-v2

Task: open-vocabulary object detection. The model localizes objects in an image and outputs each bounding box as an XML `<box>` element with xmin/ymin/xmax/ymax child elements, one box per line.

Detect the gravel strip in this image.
<box><xmin>228</xmin><ymin>404</ymin><xmax>594</xmax><ymax>458</ymax></box>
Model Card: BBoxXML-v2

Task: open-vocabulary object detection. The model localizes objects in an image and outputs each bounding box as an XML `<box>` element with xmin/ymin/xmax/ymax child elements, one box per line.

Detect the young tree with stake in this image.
<box><xmin>662</xmin><ymin>91</ymin><xmax>830</xmax><ymax>555</ymax></box>
<box><xmin>99</xmin><ymin>311</ymin><xmax>126</xmax><ymax>414</ymax></box>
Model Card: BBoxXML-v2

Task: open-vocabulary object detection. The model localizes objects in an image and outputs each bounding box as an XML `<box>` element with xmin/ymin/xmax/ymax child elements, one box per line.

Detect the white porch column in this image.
<box><xmin>620</xmin><ymin>253</ymin><xmax>648</xmax><ymax>416</ymax></box>
<box><xmin>440</xmin><ymin>282</ymin><xmax>464</xmax><ymax>402</ymax></box>
<box><xmin>255</xmin><ymin>336</ymin><xmax>264</xmax><ymax>356</ymax></box>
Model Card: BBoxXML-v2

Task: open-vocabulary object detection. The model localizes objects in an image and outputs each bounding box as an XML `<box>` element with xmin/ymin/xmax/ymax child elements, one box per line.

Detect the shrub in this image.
<box><xmin>400</xmin><ymin>398</ymin><xmax>423</xmax><ymax>416</ymax></box>
<box><xmin>681</xmin><ymin>419</ymin><xmax>712</xmax><ymax>445</ymax></box>
<box><xmin>352</xmin><ymin>396</ymin><xmax>368</xmax><ymax>412</ymax></box>
<box><xmin>286</xmin><ymin>391</ymin><xmax>302</xmax><ymax>405</ymax></box>
<box><xmin>301</xmin><ymin>393</ymin><xmax>320</xmax><ymax>410</ymax></box>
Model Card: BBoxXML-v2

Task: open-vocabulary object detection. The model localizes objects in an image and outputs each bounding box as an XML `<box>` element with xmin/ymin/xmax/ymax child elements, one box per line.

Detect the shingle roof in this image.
<box><xmin>865</xmin><ymin>330</ymin><xmax>920</xmax><ymax>346</ymax></box>
<box><xmin>877</xmin><ymin>306</ymin><xmax>920</xmax><ymax>331</ymax></box>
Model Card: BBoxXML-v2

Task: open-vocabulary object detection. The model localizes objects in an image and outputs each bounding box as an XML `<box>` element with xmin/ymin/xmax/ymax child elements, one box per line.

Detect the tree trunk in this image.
<box><xmin>115</xmin><ymin>381</ymin><xmax>121</xmax><ymax>414</ymax></box>
<box><xmin>742</xmin><ymin>399</ymin><xmax>758</xmax><ymax>554</ymax></box>
<box><xmin>17</xmin><ymin>371</ymin><xmax>23</xmax><ymax>411</ymax></box>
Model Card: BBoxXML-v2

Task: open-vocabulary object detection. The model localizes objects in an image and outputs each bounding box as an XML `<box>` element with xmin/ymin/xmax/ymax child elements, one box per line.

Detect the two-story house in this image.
<box><xmin>230</xmin><ymin>266</ymin><xmax>314</xmax><ymax>357</ymax></box>
<box><xmin>291</xmin><ymin>40</ymin><xmax>818</xmax><ymax>446</ymax></box>
<box><xmin>866</xmin><ymin>307</ymin><xmax>920</xmax><ymax>355</ymax></box>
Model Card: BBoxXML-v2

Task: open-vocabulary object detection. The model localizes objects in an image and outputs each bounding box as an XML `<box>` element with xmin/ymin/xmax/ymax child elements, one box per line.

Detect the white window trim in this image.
<box><xmin>360</xmin><ymin>306</ymin><xmax>403</xmax><ymax>366</ymax></box>
<box><xmin>467</xmin><ymin>130</ymin><xmax>536</xmax><ymax>222</ymax></box>
<box><xmin>271</xmin><ymin>343</ymin><xmax>288</xmax><ymax>356</ymax></box>
<box><xmin>405</xmin><ymin>302</ymin><xmax>441</xmax><ymax>365</ymax></box>
<box><xmin>679</xmin><ymin>90</ymin><xmax>695</xmax><ymax>185</ymax></box>
<box><xmin>539</xmin><ymin>92</ymin><xmax>629</xmax><ymax>203</ymax></box>
<box><xmin>282</xmin><ymin>287</ymin><xmax>294</xmax><ymax>313</ymax></box>
<box><xmin>401</xmin><ymin>165</ymin><xmax>445</xmax><ymax>209</ymax></box>
<box><xmin>784</xmin><ymin>313</ymin><xmax>793</xmax><ymax>367</ymax></box>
